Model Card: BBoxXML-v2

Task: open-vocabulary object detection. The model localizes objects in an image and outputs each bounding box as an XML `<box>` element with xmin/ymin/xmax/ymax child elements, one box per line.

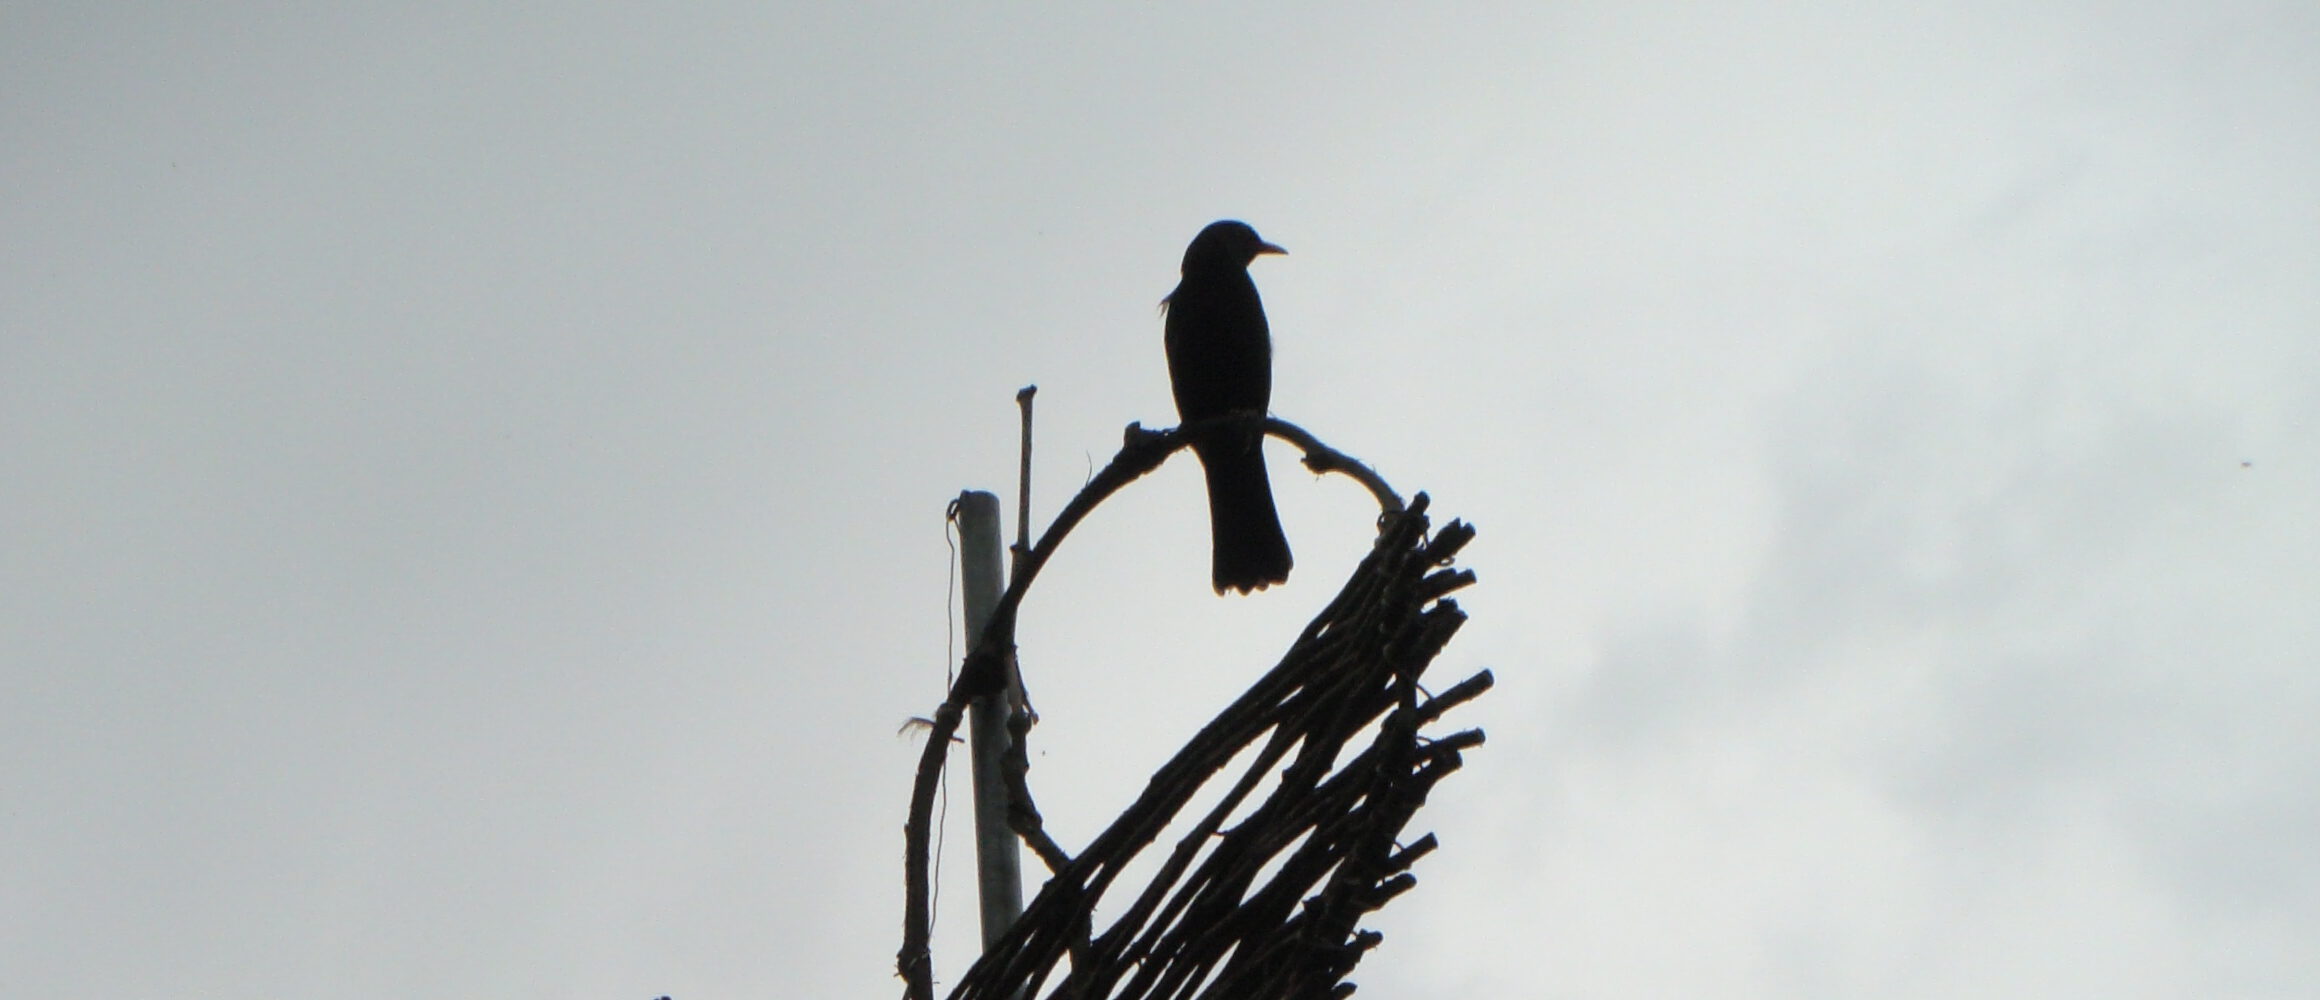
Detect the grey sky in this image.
<box><xmin>6</xmin><ymin>3</ymin><xmax>2316</xmax><ymax>997</ymax></box>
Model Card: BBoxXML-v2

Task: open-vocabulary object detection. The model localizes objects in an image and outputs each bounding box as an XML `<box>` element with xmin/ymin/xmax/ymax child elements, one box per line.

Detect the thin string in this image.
<box><xmin>929</xmin><ymin>500</ymin><xmax>963</xmax><ymax>934</ymax></box>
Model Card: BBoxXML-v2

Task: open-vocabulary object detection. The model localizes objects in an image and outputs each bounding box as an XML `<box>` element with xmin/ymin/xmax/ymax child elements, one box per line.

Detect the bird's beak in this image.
<box><xmin>1257</xmin><ymin>241</ymin><xmax>1287</xmax><ymax>256</ymax></box>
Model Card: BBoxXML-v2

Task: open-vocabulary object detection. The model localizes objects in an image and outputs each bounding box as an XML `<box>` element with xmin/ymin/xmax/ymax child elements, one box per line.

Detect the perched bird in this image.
<box><xmin>1162</xmin><ymin>220</ymin><xmax>1293</xmax><ymax>594</ymax></box>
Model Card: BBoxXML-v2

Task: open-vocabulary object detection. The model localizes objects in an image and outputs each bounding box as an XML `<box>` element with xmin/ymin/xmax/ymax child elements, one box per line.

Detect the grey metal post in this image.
<box><xmin>954</xmin><ymin>490</ymin><xmax>1023</xmax><ymax>948</ymax></box>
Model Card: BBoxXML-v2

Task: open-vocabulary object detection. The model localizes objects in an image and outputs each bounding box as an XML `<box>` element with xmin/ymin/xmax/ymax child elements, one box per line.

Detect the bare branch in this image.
<box><xmin>900</xmin><ymin>418</ymin><xmax>1484</xmax><ymax>1000</ymax></box>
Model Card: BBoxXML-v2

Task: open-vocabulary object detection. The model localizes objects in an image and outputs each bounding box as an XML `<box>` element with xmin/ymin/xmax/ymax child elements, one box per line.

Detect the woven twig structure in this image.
<box><xmin>900</xmin><ymin>419</ymin><xmax>1490</xmax><ymax>1000</ymax></box>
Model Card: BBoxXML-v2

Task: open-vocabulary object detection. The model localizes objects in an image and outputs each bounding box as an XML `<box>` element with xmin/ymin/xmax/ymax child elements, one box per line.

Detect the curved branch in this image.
<box><xmin>961</xmin><ymin>415</ymin><xmax>1395</xmax><ymax>702</ymax></box>
<box><xmin>1251</xmin><ymin>417</ymin><xmax>1403</xmax><ymax>514</ymax></box>
<box><xmin>898</xmin><ymin>416</ymin><xmax>1403</xmax><ymax>1000</ymax></box>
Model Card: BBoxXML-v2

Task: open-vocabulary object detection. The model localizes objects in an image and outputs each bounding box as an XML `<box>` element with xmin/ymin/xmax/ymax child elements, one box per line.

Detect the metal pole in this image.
<box><xmin>954</xmin><ymin>490</ymin><xmax>1023</xmax><ymax>948</ymax></box>
<box><xmin>1013</xmin><ymin>386</ymin><xmax>1036</xmax><ymax>575</ymax></box>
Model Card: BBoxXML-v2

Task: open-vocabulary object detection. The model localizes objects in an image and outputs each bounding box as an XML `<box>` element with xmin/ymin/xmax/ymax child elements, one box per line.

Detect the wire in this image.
<box><xmin>930</xmin><ymin>499</ymin><xmax>964</xmax><ymax>935</ymax></box>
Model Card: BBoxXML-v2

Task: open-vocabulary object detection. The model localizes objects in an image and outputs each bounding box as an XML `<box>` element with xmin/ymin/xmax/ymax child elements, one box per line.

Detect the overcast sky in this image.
<box><xmin>6</xmin><ymin>3</ymin><xmax>2316</xmax><ymax>998</ymax></box>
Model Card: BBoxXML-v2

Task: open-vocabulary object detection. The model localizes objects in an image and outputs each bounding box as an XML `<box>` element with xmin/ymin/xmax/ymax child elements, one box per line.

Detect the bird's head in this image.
<box><xmin>1181</xmin><ymin>220</ymin><xmax>1287</xmax><ymax>273</ymax></box>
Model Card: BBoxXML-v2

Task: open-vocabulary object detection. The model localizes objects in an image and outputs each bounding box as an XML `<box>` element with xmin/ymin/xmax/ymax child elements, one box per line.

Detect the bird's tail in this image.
<box><xmin>1195</xmin><ymin>436</ymin><xmax>1293</xmax><ymax>595</ymax></box>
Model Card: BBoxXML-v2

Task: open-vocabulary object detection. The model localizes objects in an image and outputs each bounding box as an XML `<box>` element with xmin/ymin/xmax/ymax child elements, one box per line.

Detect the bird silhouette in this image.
<box><xmin>1163</xmin><ymin>220</ymin><xmax>1293</xmax><ymax>594</ymax></box>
